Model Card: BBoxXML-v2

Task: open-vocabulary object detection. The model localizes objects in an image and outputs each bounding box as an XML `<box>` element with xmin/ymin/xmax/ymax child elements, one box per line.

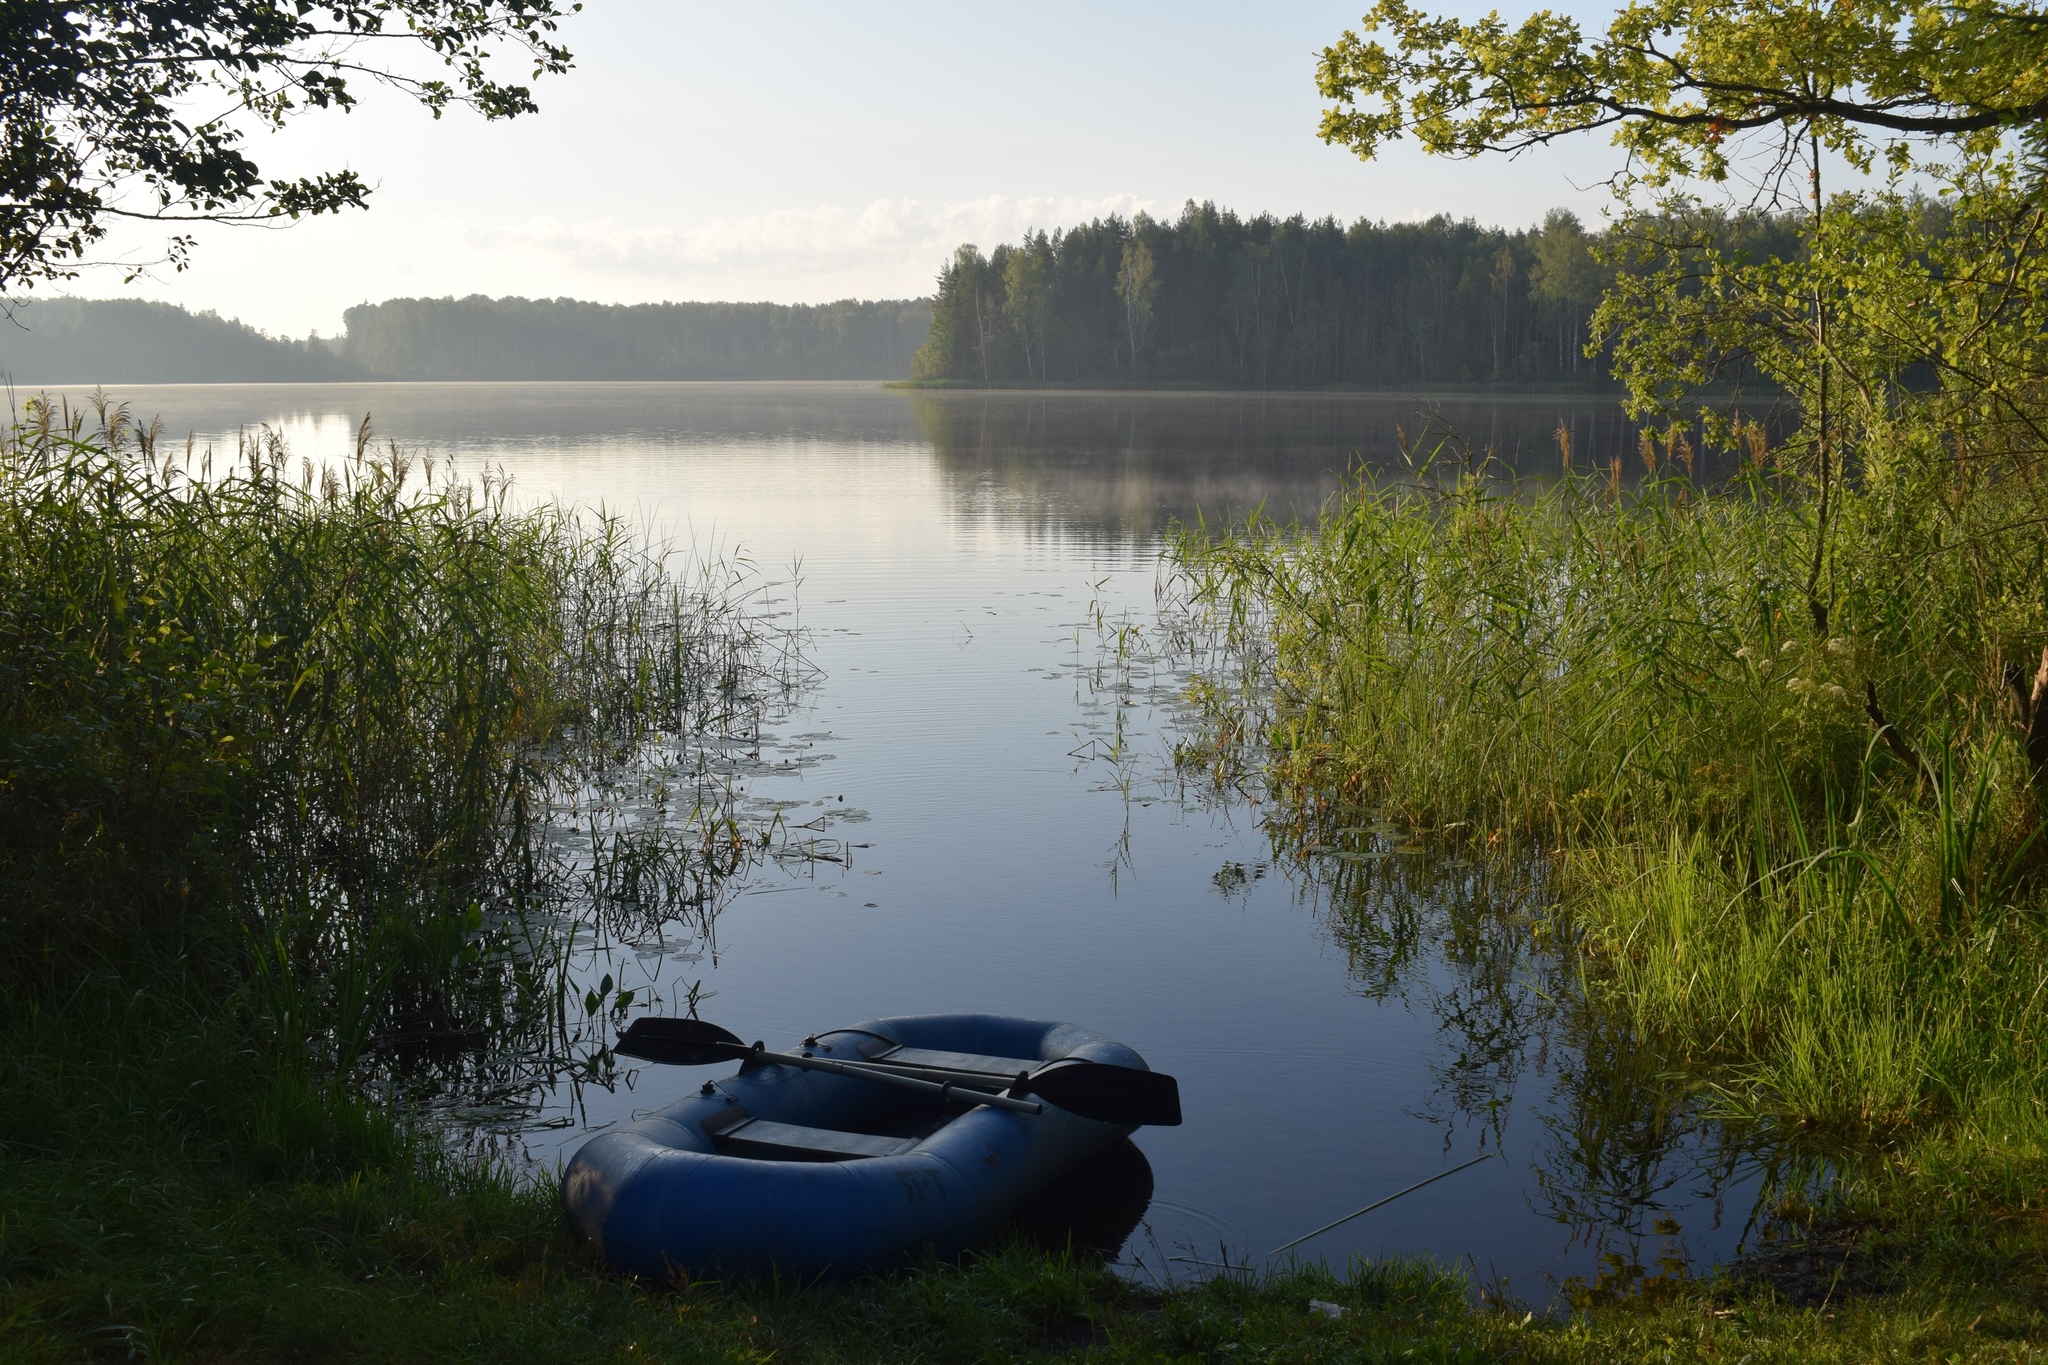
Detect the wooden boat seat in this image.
<box><xmin>701</xmin><ymin>1105</ymin><xmax>918</xmax><ymax>1162</ymax></box>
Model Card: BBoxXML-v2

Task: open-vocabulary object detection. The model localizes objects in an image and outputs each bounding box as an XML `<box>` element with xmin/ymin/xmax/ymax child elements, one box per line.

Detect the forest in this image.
<box><xmin>0</xmin><ymin>298</ymin><xmax>353</xmax><ymax>383</ymax></box>
<box><xmin>340</xmin><ymin>295</ymin><xmax>930</xmax><ymax>380</ymax></box>
<box><xmin>0</xmin><ymin>295</ymin><xmax>931</xmax><ymax>383</ymax></box>
<box><xmin>6</xmin><ymin>211</ymin><xmax>1829</xmax><ymax>393</ymax></box>
<box><xmin>913</xmin><ymin>200</ymin><xmax>1804</xmax><ymax>390</ymax></box>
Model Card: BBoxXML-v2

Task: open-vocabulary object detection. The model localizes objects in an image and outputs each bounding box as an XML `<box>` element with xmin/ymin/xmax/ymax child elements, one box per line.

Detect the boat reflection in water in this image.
<box><xmin>999</xmin><ymin>1138</ymin><xmax>1156</xmax><ymax>1257</ymax></box>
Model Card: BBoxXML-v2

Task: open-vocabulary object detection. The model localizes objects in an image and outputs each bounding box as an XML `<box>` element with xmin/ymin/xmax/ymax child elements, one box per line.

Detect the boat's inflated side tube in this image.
<box><xmin>562</xmin><ymin>1014</ymin><xmax>1143</xmax><ymax>1279</ymax></box>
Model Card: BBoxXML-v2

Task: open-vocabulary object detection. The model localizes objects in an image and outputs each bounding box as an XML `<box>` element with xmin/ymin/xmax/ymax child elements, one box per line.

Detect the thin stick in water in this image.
<box><xmin>1267</xmin><ymin>1154</ymin><xmax>1495</xmax><ymax>1260</ymax></box>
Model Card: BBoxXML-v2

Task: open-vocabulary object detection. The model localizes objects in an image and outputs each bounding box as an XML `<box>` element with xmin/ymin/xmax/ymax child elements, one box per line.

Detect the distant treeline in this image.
<box><xmin>341</xmin><ymin>296</ymin><xmax>930</xmax><ymax>380</ymax></box>
<box><xmin>914</xmin><ymin>202</ymin><xmax>1669</xmax><ymax>389</ymax></box>
<box><xmin>0</xmin><ymin>298</ymin><xmax>354</xmax><ymax>384</ymax></box>
<box><xmin>0</xmin><ymin>295</ymin><xmax>931</xmax><ymax>384</ymax></box>
<box><xmin>3</xmin><ymin>201</ymin><xmax>1821</xmax><ymax>390</ymax></box>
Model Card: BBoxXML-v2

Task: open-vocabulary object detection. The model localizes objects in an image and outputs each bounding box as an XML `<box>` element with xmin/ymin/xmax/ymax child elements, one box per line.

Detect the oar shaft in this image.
<box><xmin>752</xmin><ymin>1048</ymin><xmax>1043</xmax><ymax>1116</ymax></box>
<box><xmin>812</xmin><ymin>1053</ymin><xmax>1017</xmax><ymax>1088</ymax></box>
<box><xmin>614</xmin><ymin>1016</ymin><xmax>1176</xmax><ymax>1125</ymax></box>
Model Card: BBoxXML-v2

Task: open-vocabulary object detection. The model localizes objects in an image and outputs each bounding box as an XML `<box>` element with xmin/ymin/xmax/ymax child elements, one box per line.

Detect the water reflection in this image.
<box><xmin>910</xmin><ymin>389</ymin><xmax>1657</xmax><ymax>538</ymax></box>
<box><xmin>369</xmin><ymin>583</ymin><xmax>827</xmax><ymax>1152</ymax></box>
<box><xmin>1001</xmin><ymin>1139</ymin><xmax>1158</xmax><ymax>1258</ymax></box>
<box><xmin>1281</xmin><ymin>819</ymin><xmax>1811</xmax><ymax>1300</ymax></box>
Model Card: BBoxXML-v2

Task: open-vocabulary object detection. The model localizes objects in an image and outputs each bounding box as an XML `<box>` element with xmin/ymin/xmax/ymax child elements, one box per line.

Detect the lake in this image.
<box><xmin>54</xmin><ymin>380</ymin><xmax>1771</xmax><ymax>1304</ymax></box>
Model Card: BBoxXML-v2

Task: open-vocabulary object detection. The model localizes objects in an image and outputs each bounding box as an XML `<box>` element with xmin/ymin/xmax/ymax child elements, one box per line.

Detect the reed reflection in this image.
<box><xmin>1289</xmin><ymin>828</ymin><xmax>1790</xmax><ymax>1289</ymax></box>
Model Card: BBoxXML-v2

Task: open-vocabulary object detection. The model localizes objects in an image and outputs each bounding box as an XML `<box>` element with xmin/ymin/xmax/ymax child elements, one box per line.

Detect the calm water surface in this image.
<box><xmin>63</xmin><ymin>381</ymin><xmax>1770</xmax><ymax>1304</ymax></box>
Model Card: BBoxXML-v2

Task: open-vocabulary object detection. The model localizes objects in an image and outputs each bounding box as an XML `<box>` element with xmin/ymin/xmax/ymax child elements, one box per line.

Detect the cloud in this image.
<box><xmin>450</xmin><ymin>194</ymin><xmax>1158</xmax><ymax>302</ymax></box>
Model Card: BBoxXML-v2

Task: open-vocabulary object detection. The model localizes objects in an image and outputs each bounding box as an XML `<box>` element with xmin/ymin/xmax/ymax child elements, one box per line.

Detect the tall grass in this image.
<box><xmin>0</xmin><ymin>394</ymin><xmax>797</xmax><ymax>1153</ymax></box>
<box><xmin>1168</xmin><ymin>437</ymin><xmax>2048</xmax><ymax>1149</ymax></box>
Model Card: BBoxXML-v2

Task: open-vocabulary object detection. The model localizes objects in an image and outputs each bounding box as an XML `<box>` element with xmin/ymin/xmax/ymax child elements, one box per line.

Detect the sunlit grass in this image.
<box><xmin>1167</xmin><ymin>442</ymin><xmax>2048</xmax><ymax>1151</ymax></box>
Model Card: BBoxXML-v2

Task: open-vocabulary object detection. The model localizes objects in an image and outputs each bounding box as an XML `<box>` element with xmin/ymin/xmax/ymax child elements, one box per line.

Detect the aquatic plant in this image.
<box><xmin>1167</xmin><ymin>435</ymin><xmax>2048</xmax><ymax>1148</ymax></box>
<box><xmin>0</xmin><ymin>393</ymin><xmax>804</xmax><ymax>1146</ymax></box>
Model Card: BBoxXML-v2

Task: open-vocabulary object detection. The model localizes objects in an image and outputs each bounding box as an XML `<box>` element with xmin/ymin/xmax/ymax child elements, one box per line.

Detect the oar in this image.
<box><xmin>614</xmin><ymin>1017</ymin><xmax>1182</xmax><ymax>1127</ymax></box>
<box><xmin>611</xmin><ymin>1017</ymin><xmax>1049</xmax><ymax>1116</ymax></box>
<box><xmin>797</xmin><ymin>1039</ymin><xmax>1184</xmax><ymax>1127</ymax></box>
<box><xmin>637</xmin><ymin>1026</ymin><xmax>1049</xmax><ymax>1115</ymax></box>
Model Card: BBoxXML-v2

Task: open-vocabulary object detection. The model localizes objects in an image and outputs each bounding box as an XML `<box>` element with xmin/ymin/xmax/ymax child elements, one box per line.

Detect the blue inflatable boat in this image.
<box><xmin>561</xmin><ymin>1013</ymin><xmax>1173</xmax><ymax>1279</ymax></box>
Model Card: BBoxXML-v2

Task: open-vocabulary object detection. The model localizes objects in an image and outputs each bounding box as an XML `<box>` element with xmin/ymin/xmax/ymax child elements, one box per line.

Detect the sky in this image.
<box><xmin>66</xmin><ymin>1</ymin><xmax>1634</xmax><ymax>337</ymax></box>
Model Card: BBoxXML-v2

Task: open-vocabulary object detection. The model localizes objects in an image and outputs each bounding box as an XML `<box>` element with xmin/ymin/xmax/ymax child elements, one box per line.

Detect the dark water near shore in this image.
<box><xmin>55</xmin><ymin>380</ymin><xmax>1777</xmax><ymax>1305</ymax></box>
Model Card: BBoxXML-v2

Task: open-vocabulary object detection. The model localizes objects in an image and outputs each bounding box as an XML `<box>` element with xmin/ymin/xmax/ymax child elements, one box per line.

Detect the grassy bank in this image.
<box><xmin>11</xmin><ymin>986</ymin><xmax>2048</xmax><ymax>1362</ymax></box>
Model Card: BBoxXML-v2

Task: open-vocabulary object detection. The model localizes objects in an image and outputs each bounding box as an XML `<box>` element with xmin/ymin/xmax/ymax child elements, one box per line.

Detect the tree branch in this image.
<box><xmin>1866</xmin><ymin>680</ymin><xmax>1940</xmax><ymax>790</ymax></box>
<box><xmin>2029</xmin><ymin>646</ymin><xmax>2048</xmax><ymax>797</ymax></box>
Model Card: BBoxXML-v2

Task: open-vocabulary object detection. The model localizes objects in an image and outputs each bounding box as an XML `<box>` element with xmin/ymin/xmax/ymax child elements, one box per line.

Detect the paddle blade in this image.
<box><xmin>615</xmin><ymin>1017</ymin><xmax>749</xmax><ymax>1066</ymax></box>
<box><xmin>1026</xmin><ymin>1061</ymin><xmax>1183</xmax><ymax>1127</ymax></box>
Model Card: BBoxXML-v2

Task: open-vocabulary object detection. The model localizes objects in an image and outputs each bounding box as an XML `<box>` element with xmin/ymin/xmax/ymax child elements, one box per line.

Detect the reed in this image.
<box><xmin>1168</xmin><ymin>435</ymin><xmax>2048</xmax><ymax>1149</ymax></box>
<box><xmin>0</xmin><ymin>393</ymin><xmax>796</xmax><ymax>1141</ymax></box>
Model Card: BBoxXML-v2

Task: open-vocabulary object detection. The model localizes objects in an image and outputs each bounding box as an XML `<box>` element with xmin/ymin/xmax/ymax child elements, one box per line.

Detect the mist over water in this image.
<box><xmin>54</xmin><ymin>380</ymin><xmax>1779</xmax><ymax>1303</ymax></box>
